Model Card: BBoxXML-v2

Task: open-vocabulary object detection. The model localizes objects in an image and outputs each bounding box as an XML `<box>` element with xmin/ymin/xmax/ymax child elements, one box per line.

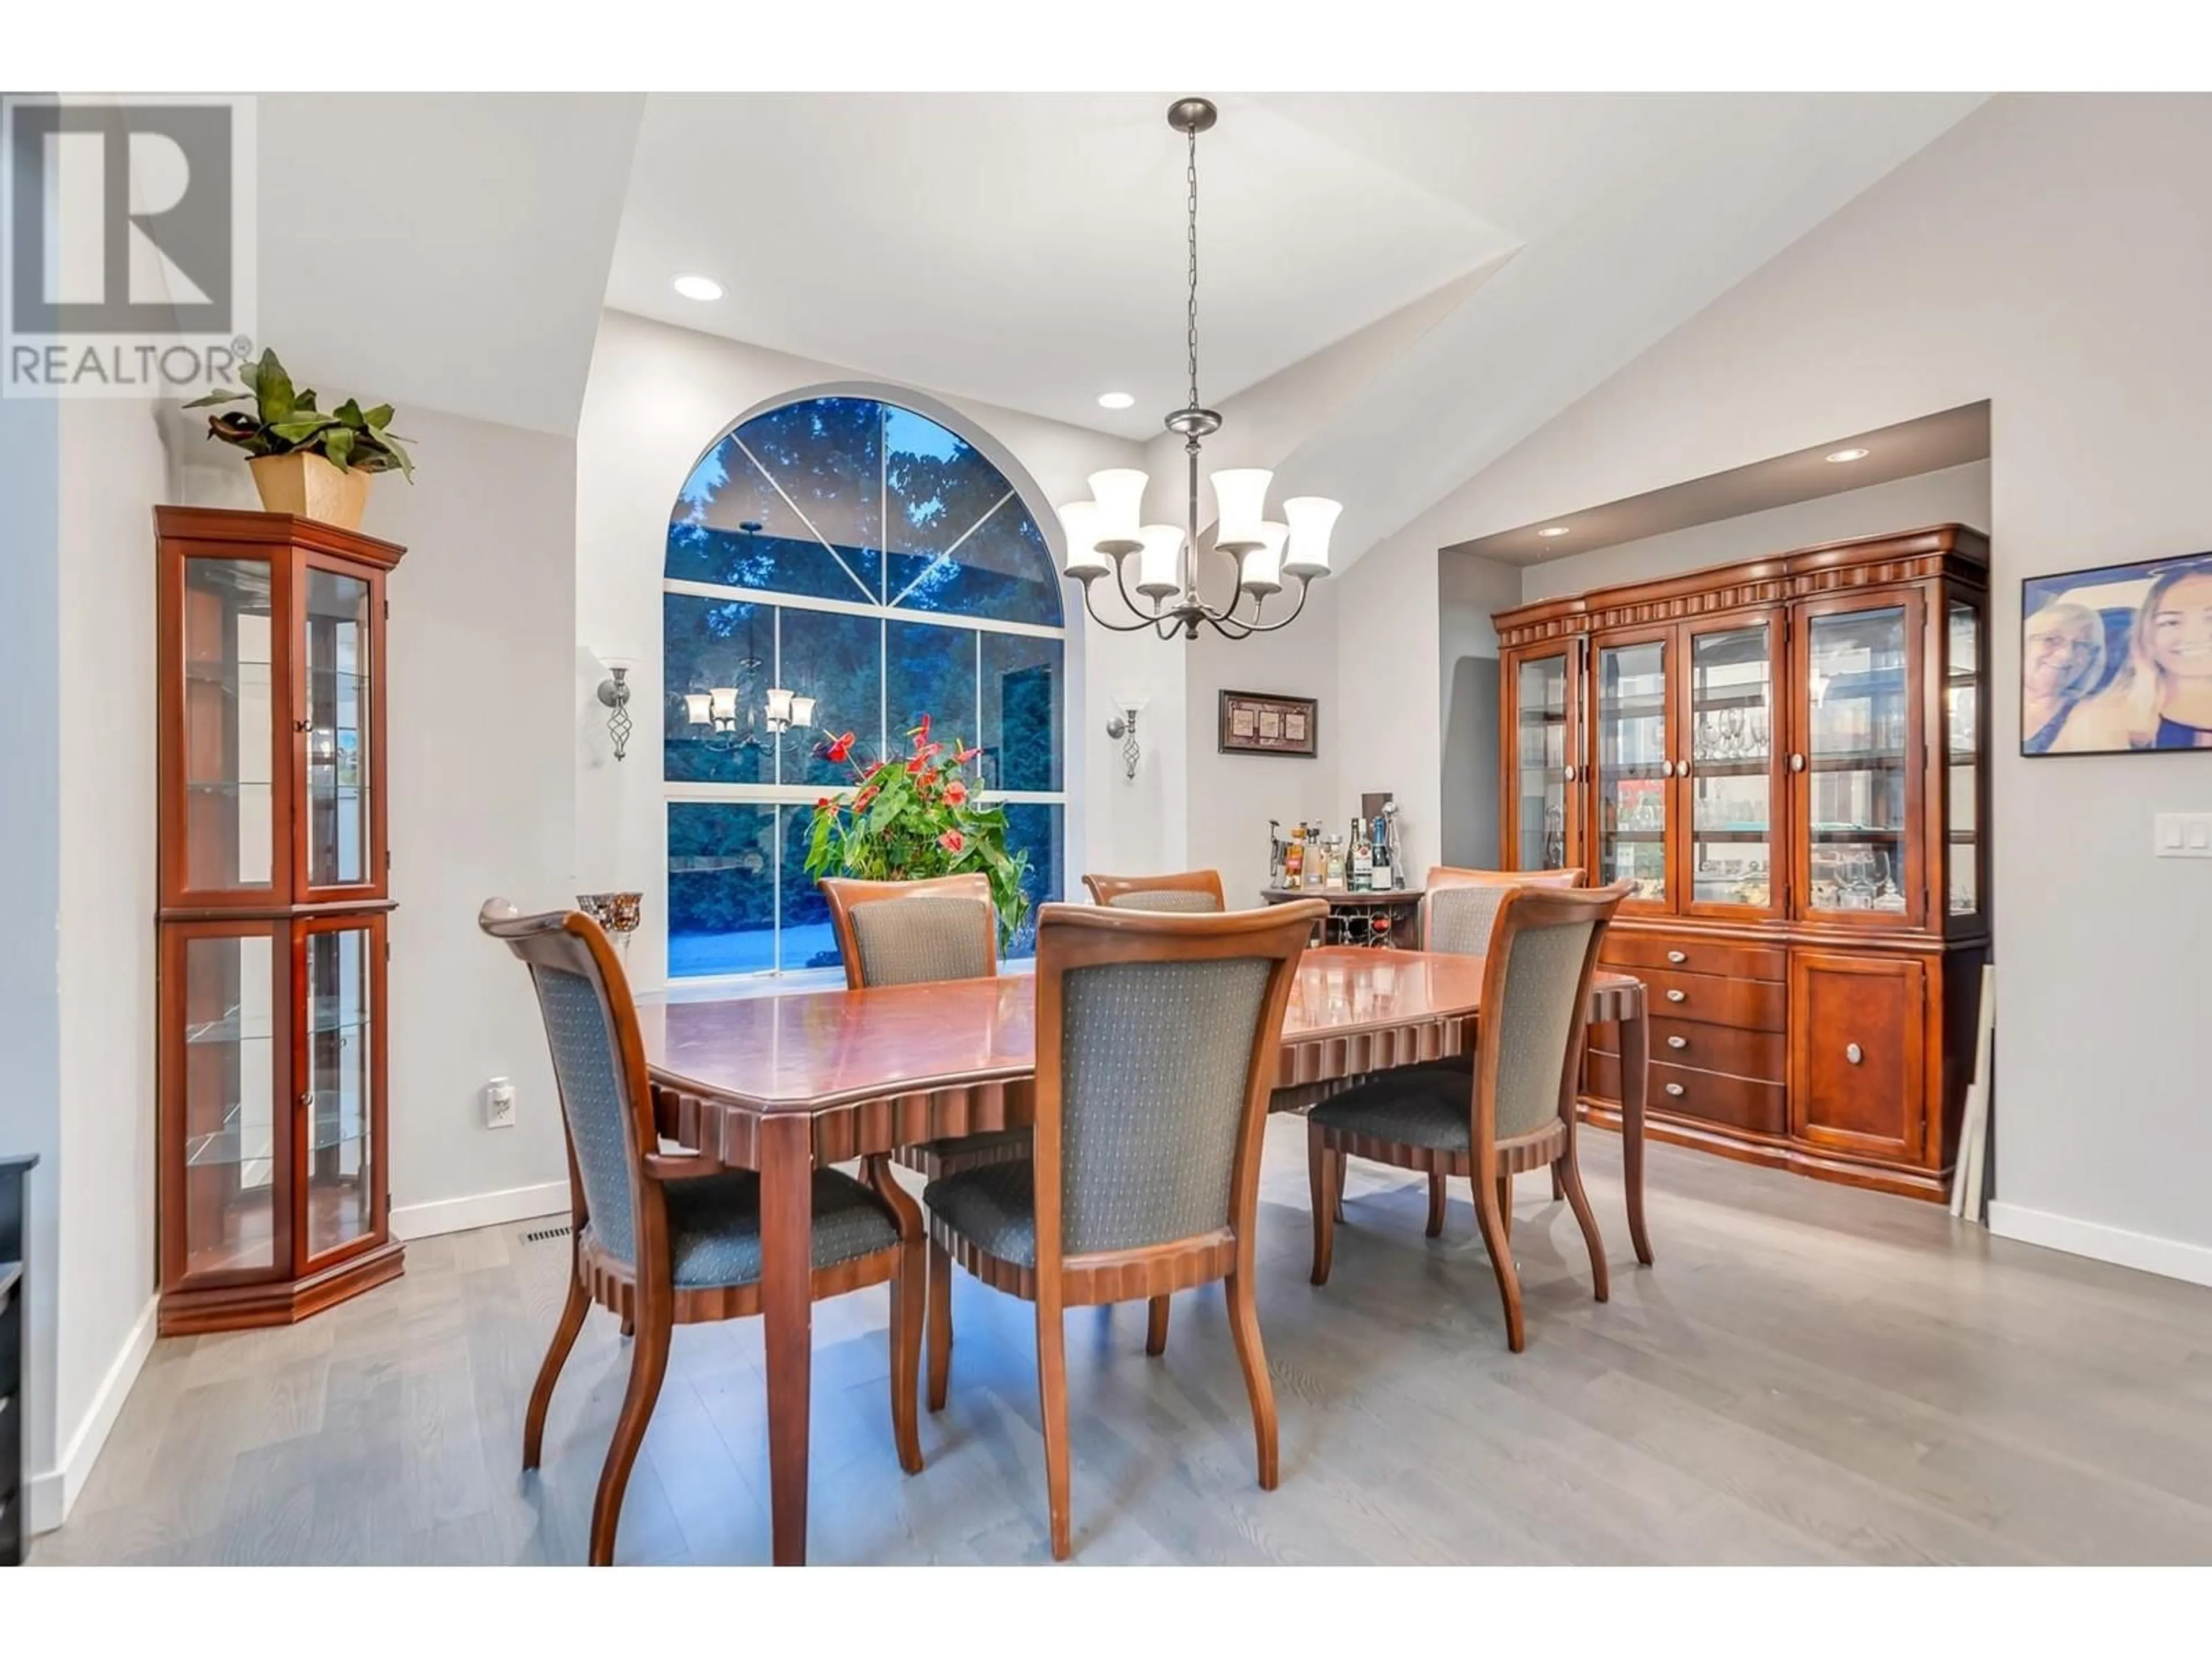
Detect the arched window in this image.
<box><xmin>663</xmin><ymin>395</ymin><xmax>1066</xmax><ymax>980</ymax></box>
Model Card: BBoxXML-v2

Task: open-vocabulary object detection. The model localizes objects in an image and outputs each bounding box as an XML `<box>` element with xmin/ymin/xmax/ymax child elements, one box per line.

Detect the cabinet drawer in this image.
<box><xmin>1630</xmin><ymin>967</ymin><xmax>1785</xmax><ymax>1032</ymax></box>
<box><xmin>1790</xmin><ymin>952</ymin><xmax>1926</xmax><ymax>1161</ymax></box>
<box><xmin>1585</xmin><ymin>1052</ymin><xmax>1787</xmax><ymax>1138</ymax></box>
<box><xmin>1601</xmin><ymin>931</ymin><xmax>1786</xmax><ymax>983</ymax></box>
<box><xmin>1592</xmin><ymin>1016</ymin><xmax>1785</xmax><ymax>1084</ymax></box>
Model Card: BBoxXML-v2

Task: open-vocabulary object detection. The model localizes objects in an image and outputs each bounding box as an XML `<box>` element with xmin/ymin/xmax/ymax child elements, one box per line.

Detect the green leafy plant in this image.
<box><xmin>803</xmin><ymin>714</ymin><xmax>1032</xmax><ymax>947</ymax></box>
<box><xmin>184</xmin><ymin>348</ymin><xmax>416</xmax><ymax>480</ymax></box>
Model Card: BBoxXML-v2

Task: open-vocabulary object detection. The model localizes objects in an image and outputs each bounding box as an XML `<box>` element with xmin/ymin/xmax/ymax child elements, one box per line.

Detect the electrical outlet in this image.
<box><xmin>2154</xmin><ymin>812</ymin><xmax>2212</xmax><ymax>858</ymax></box>
<box><xmin>484</xmin><ymin>1077</ymin><xmax>517</xmax><ymax>1129</ymax></box>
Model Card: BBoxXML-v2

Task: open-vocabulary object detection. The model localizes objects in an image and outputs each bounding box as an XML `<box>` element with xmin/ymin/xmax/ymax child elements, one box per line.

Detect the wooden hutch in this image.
<box><xmin>1493</xmin><ymin>524</ymin><xmax>1990</xmax><ymax>1200</ymax></box>
<box><xmin>155</xmin><ymin>506</ymin><xmax>404</xmax><ymax>1333</ymax></box>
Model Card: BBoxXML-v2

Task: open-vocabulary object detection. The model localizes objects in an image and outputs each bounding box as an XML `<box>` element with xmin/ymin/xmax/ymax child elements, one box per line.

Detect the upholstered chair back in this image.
<box><xmin>1421</xmin><ymin>865</ymin><xmax>1581</xmax><ymax>957</ymax></box>
<box><xmin>822</xmin><ymin>873</ymin><xmax>998</xmax><ymax>990</ymax></box>
<box><xmin>478</xmin><ymin>901</ymin><xmax>648</xmax><ymax>1265</ymax></box>
<box><xmin>1032</xmin><ymin>900</ymin><xmax>1322</xmax><ymax>1260</ymax></box>
<box><xmin>1082</xmin><ymin>869</ymin><xmax>1227</xmax><ymax>914</ymax></box>
<box><xmin>1477</xmin><ymin>884</ymin><xmax>1626</xmax><ymax>1141</ymax></box>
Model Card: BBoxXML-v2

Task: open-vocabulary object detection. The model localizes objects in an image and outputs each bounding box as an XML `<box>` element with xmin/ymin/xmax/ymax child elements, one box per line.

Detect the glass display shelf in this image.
<box><xmin>185</xmin><ymin>1005</ymin><xmax>365</xmax><ymax>1045</ymax></box>
<box><xmin>186</xmin><ymin>1109</ymin><xmax>362</xmax><ymax>1166</ymax></box>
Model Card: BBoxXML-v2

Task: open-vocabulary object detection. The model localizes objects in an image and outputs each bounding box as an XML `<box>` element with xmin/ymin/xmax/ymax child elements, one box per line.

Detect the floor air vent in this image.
<box><xmin>522</xmin><ymin>1223</ymin><xmax>572</xmax><ymax>1245</ymax></box>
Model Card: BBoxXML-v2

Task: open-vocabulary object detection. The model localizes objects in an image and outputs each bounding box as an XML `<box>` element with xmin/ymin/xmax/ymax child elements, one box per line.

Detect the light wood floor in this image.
<box><xmin>35</xmin><ymin>1120</ymin><xmax>2212</xmax><ymax>1565</ymax></box>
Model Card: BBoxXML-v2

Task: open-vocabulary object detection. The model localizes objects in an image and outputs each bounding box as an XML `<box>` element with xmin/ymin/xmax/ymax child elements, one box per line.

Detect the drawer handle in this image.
<box><xmin>1666</xmin><ymin>1035</ymin><xmax>1687</xmax><ymax>1050</ymax></box>
<box><xmin>1664</xmin><ymin>1082</ymin><xmax>1685</xmax><ymax>1098</ymax></box>
<box><xmin>1666</xmin><ymin>988</ymin><xmax>1686</xmax><ymax>1003</ymax></box>
<box><xmin>1666</xmin><ymin>949</ymin><xmax>1687</xmax><ymax>964</ymax></box>
<box><xmin>1846</xmin><ymin>1043</ymin><xmax>1863</xmax><ymax>1065</ymax></box>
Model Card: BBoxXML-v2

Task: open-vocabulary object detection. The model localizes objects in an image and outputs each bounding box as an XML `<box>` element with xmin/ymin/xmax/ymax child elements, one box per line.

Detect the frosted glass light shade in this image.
<box><xmin>791</xmin><ymin>694</ymin><xmax>818</xmax><ymax>728</ymax></box>
<box><xmin>765</xmin><ymin>687</ymin><xmax>795</xmax><ymax>726</ymax></box>
<box><xmin>1210</xmin><ymin>468</ymin><xmax>1274</xmax><ymax>552</ymax></box>
<box><xmin>1088</xmin><ymin>469</ymin><xmax>1149</xmax><ymax>555</ymax></box>
<box><xmin>1240</xmin><ymin>522</ymin><xmax>1289</xmax><ymax>597</ymax></box>
<box><xmin>1134</xmin><ymin>524</ymin><xmax>1185</xmax><ymax>599</ymax></box>
<box><xmin>684</xmin><ymin>692</ymin><xmax>713</xmax><ymax>727</ymax></box>
<box><xmin>709</xmin><ymin>687</ymin><xmax>739</xmax><ymax>726</ymax></box>
<box><xmin>1054</xmin><ymin>499</ymin><xmax>1111</xmax><ymax>579</ymax></box>
<box><xmin>1282</xmin><ymin>496</ymin><xmax>1342</xmax><ymax>578</ymax></box>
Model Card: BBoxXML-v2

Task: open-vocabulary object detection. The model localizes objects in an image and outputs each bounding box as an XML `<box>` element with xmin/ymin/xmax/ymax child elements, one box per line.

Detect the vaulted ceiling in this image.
<box><xmin>253</xmin><ymin>91</ymin><xmax>1987</xmax><ymax>569</ymax></box>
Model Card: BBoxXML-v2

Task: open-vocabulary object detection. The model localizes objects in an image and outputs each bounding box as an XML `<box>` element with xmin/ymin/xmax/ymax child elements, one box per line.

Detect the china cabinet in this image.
<box><xmin>154</xmin><ymin>506</ymin><xmax>404</xmax><ymax>1333</ymax></box>
<box><xmin>1494</xmin><ymin>525</ymin><xmax>1989</xmax><ymax>1200</ymax></box>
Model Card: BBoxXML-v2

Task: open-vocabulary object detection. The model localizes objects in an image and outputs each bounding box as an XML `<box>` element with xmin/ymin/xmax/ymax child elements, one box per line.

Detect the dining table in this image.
<box><xmin>638</xmin><ymin>944</ymin><xmax>1650</xmax><ymax>1565</ymax></box>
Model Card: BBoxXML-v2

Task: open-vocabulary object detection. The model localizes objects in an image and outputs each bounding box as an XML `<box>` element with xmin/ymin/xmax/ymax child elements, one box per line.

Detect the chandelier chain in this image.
<box><xmin>1185</xmin><ymin>124</ymin><xmax>1200</xmax><ymax>413</ymax></box>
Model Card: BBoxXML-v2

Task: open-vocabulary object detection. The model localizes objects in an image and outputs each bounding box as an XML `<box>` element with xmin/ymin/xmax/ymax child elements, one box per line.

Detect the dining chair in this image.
<box><xmin>1081</xmin><ymin>868</ymin><xmax>1228</xmax><ymax>913</ymax></box>
<box><xmin>1305</xmin><ymin>882</ymin><xmax>1628</xmax><ymax>1352</ymax></box>
<box><xmin>921</xmin><ymin>897</ymin><xmax>1325</xmax><ymax>1559</ymax></box>
<box><xmin>479</xmin><ymin>899</ymin><xmax>924</xmax><ymax>1565</ymax></box>
<box><xmin>1410</xmin><ymin>865</ymin><xmax>1584</xmax><ymax>1229</ymax></box>
<box><xmin>1077</xmin><ymin>868</ymin><xmax>1228</xmax><ymax>1355</ymax></box>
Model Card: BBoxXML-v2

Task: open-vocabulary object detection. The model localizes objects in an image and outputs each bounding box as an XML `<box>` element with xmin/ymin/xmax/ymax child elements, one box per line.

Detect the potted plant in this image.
<box><xmin>184</xmin><ymin>348</ymin><xmax>415</xmax><ymax>530</ymax></box>
<box><xmin>804</xmin><ymin>715</ymin><xmax>1032</xmax><ymax>948</ymax></box>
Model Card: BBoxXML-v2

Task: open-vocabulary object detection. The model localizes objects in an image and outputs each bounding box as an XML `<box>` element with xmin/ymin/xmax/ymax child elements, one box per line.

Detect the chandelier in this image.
<box><xmin>1057</xmin><ymin>97</ymin><xmax>1342</xmax><ymax>640</ymax></box>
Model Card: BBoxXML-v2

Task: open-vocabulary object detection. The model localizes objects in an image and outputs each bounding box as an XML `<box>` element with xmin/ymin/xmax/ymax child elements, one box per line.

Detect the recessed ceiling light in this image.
<box><xmin>1825</xmin><ymin>447</ymin><xmax>1870</xmax><ymax>464</ymax></box>
<box><xmin>1537</xmin><ymin>525</ymin><xmax>1572</xmax><ymax>539</ymax></box>
<box><xmin>672</xmin><ymin>274</ymin><xmax>724</xmax><ymax>302</ymax></box>
<box><xmin>1097</xmin><ymin>392</ymin><xmax>1135</xmax><ymax>410</ymax></box>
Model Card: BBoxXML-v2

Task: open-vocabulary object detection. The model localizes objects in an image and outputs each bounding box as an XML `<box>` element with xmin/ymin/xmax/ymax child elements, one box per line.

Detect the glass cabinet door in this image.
<box><xmin>1946</xmin><ymin>600</ymin><xmax>1982</xmax><ymax>919</ymax></box>
<box><xmin>301</xmin><ymin>918</ymin><xmax>381</xmax><ymax>1265</ymax></box>
<box><xmin>1683</xmin><ymin>616</ymin><xmax>1780</xmax><ymax>916</ymax></box>
<box><xmin>1510</xmin><ymin>650</ymin><xmax>1575</xmax><ymax>870</ymax></box>
<box><xmin>300</xmin><ymin>562</ymin><xmax>378</xmax><ymax>895</ymax></box>
<box><xmin>177</xmin><ymin>555</ymin><xmax>282</xmax><ymax>899</ymax></box>
<box><xmin>1796</xmin><ymin>596</ymin><xmax>1921</xmax><ymax>925</ymax></box>
<box><xmin>1592</xmin><ymin>633</ymin><xmax>1672</xmax><ymax>904</ymax></box>
<box><xmin>169</xmin><ymin>924</ymin><xmax>288</xmax><ymax>1283</ymax></box>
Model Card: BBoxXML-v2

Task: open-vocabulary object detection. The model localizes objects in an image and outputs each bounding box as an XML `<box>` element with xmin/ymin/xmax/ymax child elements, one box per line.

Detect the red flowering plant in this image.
<box><xmin>802</xmin><ymin>714</ymin><xmax>1032</xmax><ymax>946</ymax></box>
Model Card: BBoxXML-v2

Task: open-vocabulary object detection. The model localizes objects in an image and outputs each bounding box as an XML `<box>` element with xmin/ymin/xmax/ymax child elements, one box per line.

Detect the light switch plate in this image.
<box><xmin>2154</xmin><ymin>812</ymin><xmax>2212</xmax><ymax>858</ymax></box>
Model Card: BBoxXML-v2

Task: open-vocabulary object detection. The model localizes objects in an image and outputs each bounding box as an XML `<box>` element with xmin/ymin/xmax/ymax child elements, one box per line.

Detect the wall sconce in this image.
<box><xmin>1105</xmin><ymin>702</ymin><xmax>1142</xmax><ymax>781</ymax></box>
<box><xmin>595</xmin><ymin>657</ymin><xmax>635</xmax><ymax>761</ymax></box>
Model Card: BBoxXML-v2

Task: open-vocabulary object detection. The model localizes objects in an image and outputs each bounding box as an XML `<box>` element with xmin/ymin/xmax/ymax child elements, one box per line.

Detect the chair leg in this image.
<box><xmin>619</xmin><ymin>1312</ymin><xmax>634</xmax><ymax>1339</ymax></box>
<box><xmin>926</xmin><ymin>1236</ymin><xmax>953</xmax><ymax>1414</ymax></box>
<box><xmin>1036</xmin><ymin>1299</ymin><xmax>1074</xmax><ymax>1560</ymax></box>
<box><xmin>588</xmin><ymin>1296</ymin><xmax>671</xmax><ymax>1565</ymax></box>
<box><xmin>1145</xmin><ymin>1295</ymin><xmax>1170</xmax><ymax>1357</ymax></box>
<box><xmin>1224</xmin><ymin>1269</ymin><xmax>1280</xmax><ymax>1490</ymax></box>
<box><xmin>1471</xmin><ymin>1161</ymin><xmax>1527</xmax><ymax>1353</ymax></box>
<box><xmin>1425</xmin><ymin>1169</ymin><xmax>1446</xmax><ymax>1238</ymax></box>
<box><xmin>522</xmin><ymin>1268</ymin><xmax>589</xmax><ymax>1472</ymax></box>
<box><xmin>1557</xmin><ymin>1154</ymin><xmax>1611</xmax><ymax>1305</ymax></box>
<box><xmin>1332</xmin><ymin>1147</ymin><xmax>1347</xmax><ymax>1222</ymax></box>
<box><xmin>1306</xmin><ymin>1122</ymin><xmax>1336</xmax><ymax>1286</ymax></box>
<box><xmin>1550</xmin><ymin>1165</ymin><xmax>1565</xmax><ymax>1202</ymax></box>
<box><xmin>1495</xmin><ymin>1172</ymin><xmax>1513</xmax><ymax>1242</ymax></box>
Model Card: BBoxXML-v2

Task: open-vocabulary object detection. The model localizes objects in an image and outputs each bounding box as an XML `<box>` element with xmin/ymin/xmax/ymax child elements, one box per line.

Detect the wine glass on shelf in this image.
<box><xmin>1874</xmin><ymin>849</ymin><xmax>1902</xmax><ymax>911</ymax></box>
<box><xmin>1840</xmin><ymin>849</ymin><xmax>1875</xmax><ymax>910</ymax></box>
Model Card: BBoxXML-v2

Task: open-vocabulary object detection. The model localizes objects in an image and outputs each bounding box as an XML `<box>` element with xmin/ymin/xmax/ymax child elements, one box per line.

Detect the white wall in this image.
<box><xmin>1517</xmin><ymin>461</ymin><xmax>1993</xmax><ymax>604</ymax></box>
<box><xmin>171</xmin><ymin>408</ymin><xmax>579</xmax><ymax>1236</ymax></box>
<box><xmin>1437</xmin><ymin>552</ymin><xmax>1522</xmax><ymax>868</ymax></box>
<box><xmin>1349</xmin><ymin>94</ymin><xmax>2212</xmax><ymax>1279</ymax></box>
<box><xmin>574</xmin><ymin>310</ymin><xmax>1182</xmax><ymax>987</ymax></box>
<box><xmin>51</xmin><ymin>397</ymin><xmax>166</xmax><ymax>1520</ymax></box>
<box><xmin>1336</xmin><ymin>527</ymin><xmax>1445</xmax><ymax>878</ymax></box>
<box><xmin>0</xmin><ymin>388</ymin><xmax>63</xmax><ymax>1519</ymax></box>
<box><xmin>1184</xmin><ymin>571</ymin><xmax>1339</xmax><ymax>904</ymax></box>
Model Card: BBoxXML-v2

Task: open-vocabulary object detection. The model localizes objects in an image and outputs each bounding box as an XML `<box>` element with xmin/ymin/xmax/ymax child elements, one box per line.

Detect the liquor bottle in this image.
<box><xmin>1324</xmin><ymin>835</ymin><xmax>1346</xmax><ymax>889</ymax></box>
<box><xmin>1349</xmin><ymin>818</ymin><xmax>1373</xmax><ymax>891</ymax></box>
<box><xmin>1370</xmin><ymin>810</ymin><xmax>1393</xmax><ymax>891</ymax></box>
<box><xmin>1285</xmin><ymin>823</ymin><xmax>1305</xmax><ymax>890</ymax></box>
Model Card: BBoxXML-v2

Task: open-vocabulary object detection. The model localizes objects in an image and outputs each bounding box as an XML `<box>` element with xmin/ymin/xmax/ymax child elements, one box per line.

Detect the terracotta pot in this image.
<box><xmin>248</xmin><ymin>452</ymin><xmax>373</xmax><ymax>530</ymax></box>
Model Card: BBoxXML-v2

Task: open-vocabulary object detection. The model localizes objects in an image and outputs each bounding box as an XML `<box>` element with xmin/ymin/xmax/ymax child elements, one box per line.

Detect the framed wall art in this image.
<box><xmin>2021</xmin><ymin>552</ymin><xmax>2212</xmax><ymax>753</ymax></box>
<box><xmin>1219</xmin><ymin>690</ymin><xmax>1319</xmax><ymax>757</ymax></box>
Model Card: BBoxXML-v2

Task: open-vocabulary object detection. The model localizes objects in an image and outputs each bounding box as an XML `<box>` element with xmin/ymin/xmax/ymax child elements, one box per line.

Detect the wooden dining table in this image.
<box><xmin>638</xmin><ymin>945</ymin><xmax>1650</xmax><ymax>1565</ymax></box>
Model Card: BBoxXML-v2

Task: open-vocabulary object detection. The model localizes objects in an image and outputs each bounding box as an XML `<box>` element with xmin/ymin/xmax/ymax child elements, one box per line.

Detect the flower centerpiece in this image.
<box><xmin>802</xmin><ymin>715</ymin><xmax>1032</xmax><ymax>946</ymax></box>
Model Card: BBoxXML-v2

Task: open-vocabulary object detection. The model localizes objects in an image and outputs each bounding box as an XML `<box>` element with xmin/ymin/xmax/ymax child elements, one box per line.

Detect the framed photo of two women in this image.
<box><xmin>2022</xmin><ymin>553</ymin><xmax>2212</xmax><ymax>753</ymax></box>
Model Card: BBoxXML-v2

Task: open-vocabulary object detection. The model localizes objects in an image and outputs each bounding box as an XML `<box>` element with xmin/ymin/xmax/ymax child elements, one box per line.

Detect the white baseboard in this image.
<box><xmin>391</xmin><ymin>1180</ymin><xmax>569</xmax><ymax>1241</ymax></box>
<box><xmin>1987</xmin><ymin>1201</ymin><xmax>2212</xmax><ymax>1290</ymax></box>
<box><xmin>27</xmin><ymin>1291</ymin><xmax>158</xmax><ymax>1535</ymax></box>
